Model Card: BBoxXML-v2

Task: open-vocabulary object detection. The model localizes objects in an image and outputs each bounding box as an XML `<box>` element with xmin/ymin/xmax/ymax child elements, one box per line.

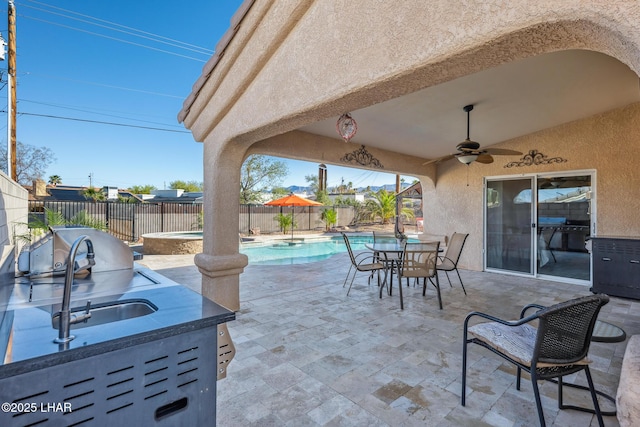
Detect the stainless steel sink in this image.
<box><xmin>51</xmin><ymin>299</ymin><xmax>158</xmax><ymax>330</ymax></box>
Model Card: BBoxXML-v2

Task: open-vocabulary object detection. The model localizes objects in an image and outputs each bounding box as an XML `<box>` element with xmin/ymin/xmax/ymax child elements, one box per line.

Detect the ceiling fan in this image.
<box><xmin>424</xmin><ymin>104</ymin><xmax>522</xmax><ymax>165</ymax></box>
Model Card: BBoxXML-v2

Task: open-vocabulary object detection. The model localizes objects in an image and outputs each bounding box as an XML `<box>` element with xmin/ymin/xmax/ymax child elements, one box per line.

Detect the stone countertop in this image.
<box><xmin>0</xmin><ymin>266</ymin><xmax>234</xmax><ymax>379</ymax></box>
<box><xmin>589</xmin><ymin>235</ymin><xmax>640</xmax><ymax>240</ymax></box>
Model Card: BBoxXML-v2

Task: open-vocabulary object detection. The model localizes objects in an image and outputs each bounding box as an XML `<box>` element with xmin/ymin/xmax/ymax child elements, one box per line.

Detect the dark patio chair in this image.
<box><xmin>436</xmin><ymin>232</ymin><xmax>468</xmax><ymax>294</ymax></box>
<box><xmin>397</xmin><ymin>242</ymin><xmax>441</xmax><ymax>310</ymax></box>
<box><xmin>341</xmin><ymin>233</ymin><xmax>384</xmax><ymax>295</ymax></box>
<box><xmin>462</xmin><ymin>294</ymin><xmax>610</xmax><ymax>427</ymax></box>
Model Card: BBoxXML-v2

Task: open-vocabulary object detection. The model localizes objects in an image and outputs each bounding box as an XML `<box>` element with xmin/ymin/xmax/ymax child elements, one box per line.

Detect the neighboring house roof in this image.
<box><xmin>45</xmin><ymin>186</ymin><xmax>90</xmax><ymax>202</ymax></box>
<box><xmin>397</xmin><ymin>182</ymin><xmax>422</xmax><ymax>198</ymax></box>
<box><xmin>146</xmin><ymin>194</ymin><xmax>203</xmax><ymax>204</ymax></box>
<box><xmin>24</xmin><ymin>185</ymin><xmax>144</xmax><ymax>203</ymax></box>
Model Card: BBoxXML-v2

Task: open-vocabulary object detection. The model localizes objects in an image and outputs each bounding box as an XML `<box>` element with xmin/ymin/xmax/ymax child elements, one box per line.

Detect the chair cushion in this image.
<box><xmin>468</xmin><ymin>322</ymin><xmax>590</xmax><ymax>368</ymax></box>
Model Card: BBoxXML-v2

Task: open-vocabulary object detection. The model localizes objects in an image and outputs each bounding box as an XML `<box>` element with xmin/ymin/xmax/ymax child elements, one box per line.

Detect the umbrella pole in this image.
<box><xmin>291</xmin><ymin>206</ymin><xmax>294</xmax><ymax>240</ymax></box>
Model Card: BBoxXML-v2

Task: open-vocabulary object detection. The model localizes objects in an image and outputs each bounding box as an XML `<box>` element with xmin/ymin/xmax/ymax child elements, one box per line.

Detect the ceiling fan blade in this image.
<box><xmin>483</xmin><ymin>148</ymin><xmax>522</xmax><ymax>156</ymax></box>
<box><xmin>475</xmin><ymin>154</ymin><xmax>494</xmax><ymax>164</ymax></box>
<box><xmin>422</xmin><ymin>154</ymin><xmax>455</xmax><ymax>165</ymax></box>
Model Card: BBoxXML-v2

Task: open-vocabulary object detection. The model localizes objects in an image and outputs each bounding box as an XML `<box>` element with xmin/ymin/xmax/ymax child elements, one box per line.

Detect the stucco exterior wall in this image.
<box><xmin>247</xmin><ymin>130</ymin><xmax>434</xmax><ymax>181</ymax></box>
<box><xmin>424</xmin><ymin>102</ymin><xmax>640</xmax><ymax>271</ymax></box>
<box><xmin>0</xmin><ymin>171</ymin><xmax>28</xmax><ymax>250</ymax></box>
<box><xmin>0</xmin><ymin>172</ymin><xmax>28</xmax><ymax>332</ymax></box>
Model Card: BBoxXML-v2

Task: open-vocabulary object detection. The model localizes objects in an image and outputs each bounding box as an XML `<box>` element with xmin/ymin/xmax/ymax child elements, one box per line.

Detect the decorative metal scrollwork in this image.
<box><xmin>341</xmin><ymin>145</ymin><xmax>384</xmax><ymax>169</ymax></box>
<box><xmin>504</xmin><ymin>150</ymin><xmax>567</xmax><ymax>168</ymax></box>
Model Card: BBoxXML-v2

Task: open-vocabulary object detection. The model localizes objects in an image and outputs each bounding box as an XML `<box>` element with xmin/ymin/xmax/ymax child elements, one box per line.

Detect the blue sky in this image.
<box><xmin>5</xmin><ymin>0</ymin><xmax>413</xmax><ymax>191</ymax></box>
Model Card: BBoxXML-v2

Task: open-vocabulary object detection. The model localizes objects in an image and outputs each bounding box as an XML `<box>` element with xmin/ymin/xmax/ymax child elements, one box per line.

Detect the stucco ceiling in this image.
<box><xmin>300</xmin><ymin>49</ymin><xmax>640</xmax><ymax>162</ymax></box>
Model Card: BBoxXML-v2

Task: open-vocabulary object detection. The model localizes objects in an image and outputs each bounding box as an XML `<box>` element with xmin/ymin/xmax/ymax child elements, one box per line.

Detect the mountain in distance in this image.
<box><xmin>286</xmin><ymin>185</ymin><xmax>310</xmax><ymax>193</ymax></box>
<box><xmin>285</xmin><ymin>183</ymin><xmax>407</xmax><ymax>193</ymax></box>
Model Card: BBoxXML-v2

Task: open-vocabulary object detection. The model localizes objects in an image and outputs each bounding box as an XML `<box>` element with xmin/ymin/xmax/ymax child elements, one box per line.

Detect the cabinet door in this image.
<box><xmin>593</xmin><ymin>239</ymin><xmax>640</xmax><ymax>299</ymax></box>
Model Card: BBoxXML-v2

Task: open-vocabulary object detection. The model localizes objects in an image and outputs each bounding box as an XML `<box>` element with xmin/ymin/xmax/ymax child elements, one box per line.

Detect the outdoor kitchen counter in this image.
<box><xmin>0</xmin><ymin>266</ymin><xmax>235</xmax><ymax>379</ymax></box>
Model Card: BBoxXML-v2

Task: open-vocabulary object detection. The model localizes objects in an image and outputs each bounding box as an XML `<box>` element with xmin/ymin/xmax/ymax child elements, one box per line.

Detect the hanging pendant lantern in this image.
<box><xmin>336</xmin><ymin>113</ymin><xmax>357</xmax><ymax>143</ymax></box>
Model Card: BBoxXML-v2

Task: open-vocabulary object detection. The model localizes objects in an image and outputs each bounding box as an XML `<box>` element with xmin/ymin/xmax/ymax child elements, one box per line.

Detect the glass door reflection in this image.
<box><xmin>485</xmin><ymin>178</ymin><xmax>534</xmax><ymax>274</ymax></box>
<box><xmin>536</xmin><ymin>175</ymin><xmax>592</xmax><ymax>282</ymax></box>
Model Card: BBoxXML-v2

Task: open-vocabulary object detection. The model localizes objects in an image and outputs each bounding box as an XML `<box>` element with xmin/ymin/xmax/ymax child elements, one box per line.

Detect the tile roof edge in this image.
<box><xmin>177</xmin><ymin>0</ymin><xmax>255</xmax><ymax>124</ymax></box>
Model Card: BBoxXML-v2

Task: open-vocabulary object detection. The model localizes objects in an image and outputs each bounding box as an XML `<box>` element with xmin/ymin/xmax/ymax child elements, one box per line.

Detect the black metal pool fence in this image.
<box><xmin>27</xmin><ymin>201</ymin><xmax>358</xmax><ymax>243</ymax></box>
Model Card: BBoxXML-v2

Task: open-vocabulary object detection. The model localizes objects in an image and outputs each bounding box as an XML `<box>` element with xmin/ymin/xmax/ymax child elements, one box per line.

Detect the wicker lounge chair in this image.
<box><xmin>462</xmin><ymin>294</ymin><xmax>610</xmax><ymax>427</ymax></box>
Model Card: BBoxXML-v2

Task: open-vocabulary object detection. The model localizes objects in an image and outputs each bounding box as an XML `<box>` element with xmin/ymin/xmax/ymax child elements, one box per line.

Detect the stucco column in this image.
<box><xmin>194</xmin><ymin>140</ymin><xmax>247</xmax><ymax>312</ymax></box>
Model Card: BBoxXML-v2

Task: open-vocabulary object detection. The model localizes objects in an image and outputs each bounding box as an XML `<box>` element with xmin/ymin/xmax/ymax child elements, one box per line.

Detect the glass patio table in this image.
<box><xmin>365</xmin><ymin>241</ymin><xmax>440</xmax><ymax>309</ymax></box>
<box><xmin>592</xmin><ymin>319</ymin><xmax>626</xmax><ymax>343</ymax></box>
<box><xmin>549</xmin><ymin>318</ymin><xmax>626</xmax><ymax>417</ymax></box>
<box><xmin>365</xmin><ymin>242</ymin><xmax>405</xmax><ymax>304</ymax></box>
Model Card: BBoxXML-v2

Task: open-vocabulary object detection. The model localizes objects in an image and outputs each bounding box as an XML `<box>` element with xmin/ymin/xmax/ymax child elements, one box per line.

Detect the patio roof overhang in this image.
<box><xmin>178</xmin><ymin>2</ymin><xmax>640</xmax><ymax>165</ymax></box>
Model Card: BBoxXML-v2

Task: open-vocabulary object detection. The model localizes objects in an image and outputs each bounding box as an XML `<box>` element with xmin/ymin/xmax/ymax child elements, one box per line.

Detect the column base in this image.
<box><xmin>195</xmin><ymin>252</ymin><xmax>248</xmax><ymax>312</ymax></box>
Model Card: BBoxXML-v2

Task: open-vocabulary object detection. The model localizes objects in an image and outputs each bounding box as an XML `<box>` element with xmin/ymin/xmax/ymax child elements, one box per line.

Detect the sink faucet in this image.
<box><xmin>54</xmin><ymin>235</ymin><xmax>96</xmax><ymax>344</ymax></box>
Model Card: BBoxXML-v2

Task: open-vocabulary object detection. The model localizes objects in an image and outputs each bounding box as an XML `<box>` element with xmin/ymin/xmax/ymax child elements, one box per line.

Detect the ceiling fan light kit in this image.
<box><xmin>424</xmin><ymin>104</ymin><xmax>522</xmax><ymax>166</ymax></box>
<box><xmin>457</xmin><ymin>153</ymin><xmax>478</xmax><ymax>165</ymax></box>
<box><xmin>456</xmin><ymin>104</ymin><xmax>480</xmax><ymax>164</ymax></box>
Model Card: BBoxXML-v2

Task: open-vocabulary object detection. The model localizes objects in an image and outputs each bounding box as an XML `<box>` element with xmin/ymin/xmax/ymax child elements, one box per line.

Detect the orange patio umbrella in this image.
<box><xmin>265</xmin><ymin>194</ymin><xmax>323</xmax><ymax>240</ymax></box>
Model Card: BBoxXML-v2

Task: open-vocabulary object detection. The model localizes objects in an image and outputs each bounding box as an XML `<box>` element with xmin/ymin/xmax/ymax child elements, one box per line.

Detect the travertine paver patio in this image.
<box><xmin>140</xmin><ymin>250</ymin><xmax>640</xmax><ymax>426</ymax></box>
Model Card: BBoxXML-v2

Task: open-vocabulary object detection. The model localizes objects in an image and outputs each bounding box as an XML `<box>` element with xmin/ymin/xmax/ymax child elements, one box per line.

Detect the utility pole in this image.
<box><xmin>7</xmin><ymin>0</ymin><xmax>16</xmax><ymax>181</ymax></box>
<box><xmin>88</xmin><ymin>173</ymin><xmax>93</xmax><ymax>188</ymax></box>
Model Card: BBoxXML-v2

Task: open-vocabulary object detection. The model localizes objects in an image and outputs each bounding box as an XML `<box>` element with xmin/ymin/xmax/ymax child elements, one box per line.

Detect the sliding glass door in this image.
<box><xmin>484</xmin><ymin>173</ymin><xmax>593</xmax><ymax>283</ymax></box>
<box><xmin>485</xmin><ymin>178</ymin><xmax>534</xmax><ymax>274</ymax></box>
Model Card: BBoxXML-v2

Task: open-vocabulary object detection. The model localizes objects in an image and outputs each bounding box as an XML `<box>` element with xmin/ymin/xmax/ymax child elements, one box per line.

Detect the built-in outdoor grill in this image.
<box><xmin>17</xmin><ymin>226</ymin><xmax>137</xmax><ymax>278</ymax></box>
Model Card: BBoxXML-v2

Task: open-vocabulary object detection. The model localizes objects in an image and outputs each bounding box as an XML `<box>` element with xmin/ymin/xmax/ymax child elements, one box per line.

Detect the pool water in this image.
<box><xmin>240</xmin><ymin>235</ymin><xmax>414</xmax><ymax>265</ymax></box>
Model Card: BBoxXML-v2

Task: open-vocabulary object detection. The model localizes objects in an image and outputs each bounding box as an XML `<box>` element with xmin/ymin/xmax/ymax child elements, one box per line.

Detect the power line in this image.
<box><xmin>7</xmin><ymin>111</ymin><xmax>191</xmax><ymax>133</ymax></box>
<box><xmin>20</xmin><ymin>71</ymin><xmax>184</xmax><ymax>99</ymax></box>
<box><xmin>19</xmin><ymin>1</ymin><xmax>213</xmax><ymax>56</ymax></box>
<box><xmin>20</xmin><ymin>14</ymin><xmax>209</xmax><ymax>62</ymax></box>
<box><xmin>22</xmin><ymin>0</ymin><xmax>214</xmax><ymax>54</ymax></box>
<box><xmin>0</xmin><ymin>69</ymin><xmax>185</xmax><ymax>100</ymax></box>
<box><xmin>21</xmin><ymin>99</ymin><xmax>185</xmax><ymax>129</ymax></box>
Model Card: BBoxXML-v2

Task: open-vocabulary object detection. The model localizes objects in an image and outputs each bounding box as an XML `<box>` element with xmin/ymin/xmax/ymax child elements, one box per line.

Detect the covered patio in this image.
<box><xmin>142</xmin><ymin>250</ymin><xmax>639</xmax><ymax>426</ymax></box>
<box><xmin>178</xmin><ymin>0</ymin><xmax>640</xmax><ymax>312</ymax></box>
<box><xmin>174</xmin><ymin>1</ymin><xmax>640</xmax><ymax>425</ymax></box>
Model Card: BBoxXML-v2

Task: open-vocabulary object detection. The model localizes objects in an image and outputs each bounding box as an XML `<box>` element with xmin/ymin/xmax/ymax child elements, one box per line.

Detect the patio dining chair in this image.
<box><xmin>396</xmin><ymin>242</ymin><xmax>442</xmax><ymax>310</ymax></box>
<box><xmin>372</xmin><ymin>230</ymin><xmax>402</xmax><ymax>282</ymax></box>
<box><xmin>437</xmin><ymin>232</ymin><xmax>468</xmax><ymax>294</ymax></box>
<box><xmin>341</xmin><ymin>233</ymin><xmax>384</xmax><ymax>295</ymax></box>
<box><xmin>462</xmin><ymin>294</ymin><xmax>610</xmax><ymax>427</ymax></box>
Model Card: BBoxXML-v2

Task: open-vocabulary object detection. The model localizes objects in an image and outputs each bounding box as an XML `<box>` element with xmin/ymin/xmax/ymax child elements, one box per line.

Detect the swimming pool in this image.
<box><xmin>240</xmin><ymin>235</ymin><xmax>415</xmax><ymax>265</ymax></box>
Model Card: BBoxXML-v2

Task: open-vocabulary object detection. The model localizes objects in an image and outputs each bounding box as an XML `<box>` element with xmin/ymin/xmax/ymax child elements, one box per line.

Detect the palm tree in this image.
<box><xmin>320</xmin><ymin>208</ymin><xmax>338</xmax><ymax>231</ymax></box>
<box><xmin>274</xmin><ymin>213</ymin><xmax>294</xmax><ymax>234</ymax></box>
<box><xmin>48</xmin><ymin>175</ymin><xmax>62</xmax><ymax>186</ymax></box>
<box><xmin>366</xmin><ymin>189</ymin><xmax>397</xmax><ymax>224</ymax></box>
<box><xmin>15</xmin><ymin>208</ymin><xmax>107</xmax><ymax>244</ymax></box>
<box><xmin>82</xmin><ymin>187</ymin><xmax>106</xmax><ymax>202</ymax></box>
<box><xmin>366</xmin><ymin>189</ymin><xmax>415</xmax><ymax>224</ymax></box>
